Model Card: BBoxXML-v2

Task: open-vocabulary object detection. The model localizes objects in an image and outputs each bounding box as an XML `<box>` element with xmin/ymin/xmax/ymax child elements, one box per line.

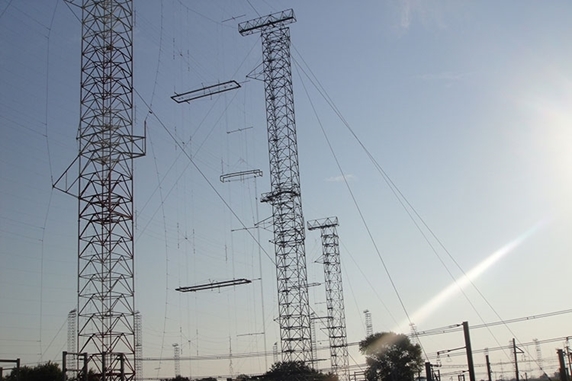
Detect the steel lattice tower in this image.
<box><xmin>67</xmin><ymin>309</ymin><xmax>77</xmax><ymax>356</ymax></box>
<box><xmin>134</xmin><ymin>312</ymin><xmax>142</xmax><ymax>380</ymax></box>
<box><xmin>173</xmin><ymin>344</ymin><xmax>180</xmax><ymax>377</ymax></box>
<box><xmin>364</xmin><ymin>310</ymin><xmax>373</xmax><ymax>337</ymax></box>
<box><xmin>307</xmin><ymin>217</ymin><xmax>349</xmax><ymax>381</ymax></box>
<box><xmin>56</xmin><ymin>0</ymin><xmax>144</xmax><ymax>379</ymax></box>
<box><xmin>238</xmin><ymin>9</ymin><xmax>312</xmax><ymax>362</ymax></box>
<box><xmin>67</xmin><ymin>309</ymin><xmax>78</xmax><ymax>373</ymax></box>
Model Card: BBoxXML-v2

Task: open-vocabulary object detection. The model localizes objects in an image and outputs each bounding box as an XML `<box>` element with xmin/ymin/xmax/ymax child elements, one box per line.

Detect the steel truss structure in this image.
<box><xmin>239</xmin><ymin>9</ymin><xmax>313</xmax><ymax>363</ymax></box>
<box><xmin>68</xmin><ymin>309</ymin><xmax>77</xmax><ymax>354</ymax></box>
<box><xmin>56</xmin><ymin>0</ymin><xmax>144</xmax><ymax>379</ymax></box>
<box><xmin>364</xmin><ymin>309</ymin><xmax>373</xmax><ymax>337</ymax></box>
<box><xmin>307</xmin><ymin>217</ymin><xmax>350</xmax><ymax>381</ymax></box>
<box><xmin>134</xmin><ymin>312</ymin><xmax>142</xmax><ymax>380</ymax></box>
<box><xmin>67</xmin><ymin>309</ymin><xmax>78</xmax><ymax>372</ymax></box>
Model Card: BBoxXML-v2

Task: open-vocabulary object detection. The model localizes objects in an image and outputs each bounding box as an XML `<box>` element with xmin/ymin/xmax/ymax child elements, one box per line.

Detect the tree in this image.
<box><xmin>261</xmin><ymin>361</ymin><xmax>337</xmax><ymax>381</ymax></box>
<box><xmin>4</xmin><ymin>362</ymin><xmax>63</xmax><ymax>381</ymax></box>
<box><xmin>359</xmin><ymin>332</ymin><xmax>423</xmax><ymax>381</ymax></box>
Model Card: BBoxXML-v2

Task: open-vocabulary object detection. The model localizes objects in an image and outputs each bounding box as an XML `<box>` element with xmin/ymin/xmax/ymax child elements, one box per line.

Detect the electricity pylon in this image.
<box><xmin>238</xmin><ymin>9</ymin><xmax>313</xmax><ymax>363</ymax></box>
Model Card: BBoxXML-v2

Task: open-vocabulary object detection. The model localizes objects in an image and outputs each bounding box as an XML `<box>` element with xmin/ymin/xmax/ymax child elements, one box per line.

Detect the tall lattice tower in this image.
<box><xmin>67</xmin><ymin>309</ymin><xmax>76</xmax><ymax>356</ymax></box>
<box><xmin>173</xmin><ymin>344</ymin><xmax>180</xmax><ymax>377</ymax></box>
<box><xmin>55</xmin><ymin>0</ymin><xmax>144</xmax><ymax>379</ymax></box>
<box><xmin>310</xmin><ymin>314</ymin><xmax>318</xmax><ymax>365</ymax></box>
<box><xmin>308</xmin><ymin>217</ymin><xmax>349</xmax><ymax>381</ymax></box>
<box><xmin>67</xmin><ymin>309</ymin><xmax>77</xmax><ymax>372</ymax></box>
<box><xmin>364</xmin><ymin>310</ymin><xmax>373</xmax><ymax>337</ymax></box>
<box><xmin>534</xmin><ymin>338</ymin><xmax>543</xmax><ymax>373</ymax></box>
<box><xmin>238</xmin><ymin>9</ymin><xmax>312</xmax><ymax>363</ymax></box>
<box><xmin>134</xmin><ymin>312</ymin><xmax>142</xmax><ymax>380</ymax></box>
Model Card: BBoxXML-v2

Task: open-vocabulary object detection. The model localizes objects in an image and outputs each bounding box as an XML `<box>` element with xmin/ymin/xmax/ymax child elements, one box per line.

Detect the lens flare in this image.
<box><xmin>398</xmin><ymin>220</ymin><xmax>547</xmax><ymax>331</ymax></box>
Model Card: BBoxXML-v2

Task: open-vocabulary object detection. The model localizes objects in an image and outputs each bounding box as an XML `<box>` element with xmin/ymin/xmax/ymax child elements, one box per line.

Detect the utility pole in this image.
<box><xmin>485</xmin><ymin>354</ymin><xmax>492</xmax><ymax>381</ymax></box>
<box><xmin>558</xmin><ymin>349</ymin><xmax>569</xmax><ymax>381</ymax></box>
<box><xmin>513</xmin><ymin>338</ymin><xmax>523</xmax><ymax>381</ymax></box>
<box><xmin>425</xmin><ymin>362</ymin><xmax>433</xmax><ymax>381</ymax></box>
<box><xmin>566</xmin><ymin>337</ymin><xmax>572</xmax><ymax>380</ymax></box>
<box><xmin>462</xmin><ymin>321</ymin><xmax>476</xmax><ymax>381</ymax></box>
<box><xmin>238</xmin><ymin>9</ymin><xmax>313</xmax><ymax>363</ymax></box>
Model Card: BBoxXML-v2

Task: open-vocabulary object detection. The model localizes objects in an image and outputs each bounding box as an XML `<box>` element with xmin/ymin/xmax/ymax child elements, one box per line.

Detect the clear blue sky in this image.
<box><xmin>1</xmin><ymin>1</ymin><xmax>572</xmax><ymax>379</ymax></box>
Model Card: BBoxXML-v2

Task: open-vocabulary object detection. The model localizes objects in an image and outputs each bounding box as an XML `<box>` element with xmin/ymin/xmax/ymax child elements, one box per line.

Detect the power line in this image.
<box><xmin>427</xmin><ymin>336</ymin><xmax>571</xmax><ymax>359</ymax></box>
<box><xmin>416</xmin><ymin>308</ymin><xmax>572</xmax><ymax>337</ymax></box>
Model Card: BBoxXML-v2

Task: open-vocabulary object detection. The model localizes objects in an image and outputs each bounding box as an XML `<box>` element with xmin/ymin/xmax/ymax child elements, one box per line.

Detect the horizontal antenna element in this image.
<box><xmin>238</xmin><ymin>9</ymin><xmax>296</xmax><ymax>36</ymax></box>
<box><xmin>171</xmin><ymin>80</ymin><xmax>241</xmax><ymax>103</ymax></box>
<box><xmin>176</xmin><ymin>278</ymin><xmax>252</xmax><ymax>293</ymax></box>
<box><xmin>220</xmin><ymin>169</ymin><xmax>263</xmax><ymax>183</ymax></box>
<box><xmin>307</xmin><ymin>216</ymin><xmax>339</xmax><ymax>231</ymax></box>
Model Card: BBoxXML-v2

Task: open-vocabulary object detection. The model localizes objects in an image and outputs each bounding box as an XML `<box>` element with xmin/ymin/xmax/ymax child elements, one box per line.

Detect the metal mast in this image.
<box><xmin>534</xmin><ymin>338</ymin><xmax>543</xmax><ymax>373</ymax></box>
<box><xmin>238</xmin><ymin>9</ymin><xmax>312</xmax><ymax>363</ymax></box>
<box><xmin>134</xmin><ymin>312</ymin><xmax>142</xmax><ymax>380</ymax></box>
<box><xmin>55</xmin><ymin>1</ymin><xmax>144</xmax><ymax>379</ymax></box>
<box><xmin>307</xmin><ymin>217</ymin><xmax>349</xmax><ymax>381</ymax></box>
<box><xmin>364</xmin><ymin>310</ymin><xmax>373</xmax><ymax>337</ymax></box>
<box><xmin>67</xmin><ymin>309</ymin><xmax>77</xmax><ymax>356</ymax></box>
<box><xmin>173</xmin><ymin>344</ymin><xmax>180</xmax><ymax>377</ymax></box>
<box><xmin>67</xmin><ymin>309</ymin><xmax>77</xmax><ymax>373</ymax></box>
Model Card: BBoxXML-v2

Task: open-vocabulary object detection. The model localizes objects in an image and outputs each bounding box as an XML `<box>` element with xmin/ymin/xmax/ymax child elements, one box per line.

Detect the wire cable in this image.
<box><xmin>39</xmin><ymin>0</ymin><xmax>60</xmax><ymax>362</ymax></box>
<box><xmin>0</xmin><ymin>0</ymin><xmax>14</xmax><ymax>21</ymax></box>
<box><xmin>294</xmin><ymin>63</ymin><xmax>422</xmax><ymax>358</ymax></box>
<box><xmin>291</xmin><ymin>46</ymin><xmax>526</xmax><ymax>363</ymax></box>
<box><xmin>134</xmin><ymin>88</ymin><xmax>275</xmax><ymax>267</ymax></box>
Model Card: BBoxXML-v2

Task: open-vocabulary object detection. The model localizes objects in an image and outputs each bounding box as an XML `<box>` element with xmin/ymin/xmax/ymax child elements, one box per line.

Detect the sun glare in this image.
<box><xmin>397</xmin><ymin>220</ymin><xmax>547</xmax><ymax>331</ymax></box>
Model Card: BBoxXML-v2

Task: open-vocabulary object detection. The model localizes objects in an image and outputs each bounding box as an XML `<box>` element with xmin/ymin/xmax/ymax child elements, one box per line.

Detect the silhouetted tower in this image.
<box><xmin>533</xmin><ymin>339</ymin><xmax>543</xmax><ymax>373</ymax></box>
<box><xmin>273</xmin><ymin>342</ymin><xmax>279</xmax><ymax>364</ymax></box>
<box><xmin>238</xmin><ymin>9</ymin><xmax>312</xmax><ymax>363</ymax></box>
<box><xmin>134</xmin><ymin>312</ymin><xmax>142</xmax><ymax>380</ymax></box>
<box><xmin>67</xmin><ymin>309</ymin><xmax>77</xmax><ymax>371</ymax></box>
<box><xmin>310</xmin><ymin>314</ymin><xmax>318</xmax><ymax>365</ymax></box>
<box><xmin>308</xmin><ymin>217</ymin><xmax>349</xmax><ymax>381</ymax></box>
<box><xmin>229</xmin><ymin>337</ymin><xmax>234</xmax><ymax>378</ymax></box>
<box><xmin>173</xmin><ymin>344</ymin><xmax>180</xmax><ymax>377</ymax></box>
<box><xmin>67</xmin><ymin>309</ymin><xmax>76</xmax><ymax>354</ymax></box>
<box><xmin>364</xmin><ymin>310</ymin><xmax>373</xmax><ymax>337</ymax></box>
<box><xmin>55</xmin><ymin>1</ymin><xmax>145</xmax><ymax>379</ymax></box>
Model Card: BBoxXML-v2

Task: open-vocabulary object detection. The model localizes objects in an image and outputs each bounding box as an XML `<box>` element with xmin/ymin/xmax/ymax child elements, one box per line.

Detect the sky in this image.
<box><xmin>1</xmin><ymin>0</ymin><xmax>572</xmax><ymax>380</ymax></box>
